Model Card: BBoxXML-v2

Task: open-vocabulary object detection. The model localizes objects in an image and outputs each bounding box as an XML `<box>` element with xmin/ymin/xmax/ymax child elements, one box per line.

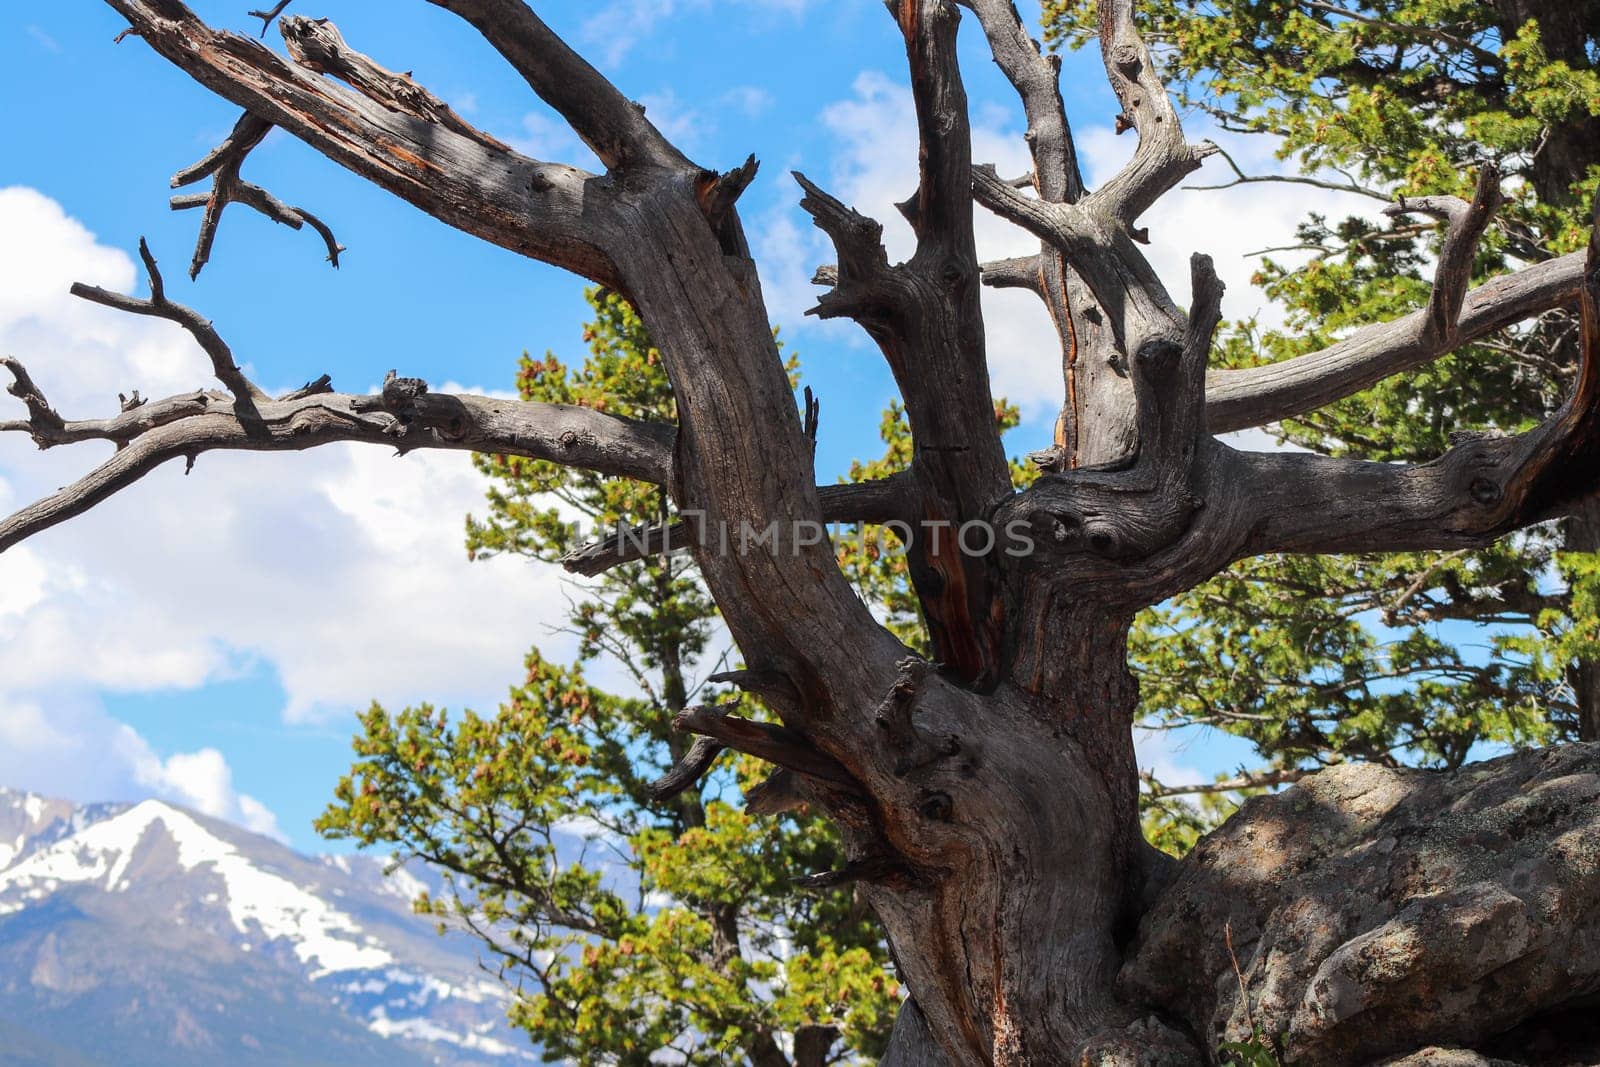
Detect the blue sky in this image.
<box><xmin>0</xmin><ymin>2</ymin><xmax>1377</xmax><ymax>849</ymax></box>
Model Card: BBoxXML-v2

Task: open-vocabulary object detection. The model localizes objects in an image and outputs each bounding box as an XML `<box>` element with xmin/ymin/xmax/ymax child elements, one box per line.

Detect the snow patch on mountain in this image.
<box><xmin>0</xmin><ymin>786</ymin><xmax>537</xmax><ymax>1064</ymax></box>
<box><xmin>0</xmin><ymin>798</ymin><xmax>392</xmax><ymax>976</ymax></box>
<box><xmin>369</xmin><ymin>1013</ymin><xmax>532</xmax><ymax>1059</ymax></box>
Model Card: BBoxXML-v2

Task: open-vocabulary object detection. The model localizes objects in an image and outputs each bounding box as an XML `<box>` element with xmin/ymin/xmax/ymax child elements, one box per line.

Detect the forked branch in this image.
<box><xmin>105</xmin><ymin>0</ymin><xmax>625</xmax><ymax>288</ymax></box>
<box><xmin>72</xmin><ymin>239</ymin><xmax>268</xmax><ymax>404</ymax></box>
<box><xmin>247</xmin><ymin>1</ymin><xmax>293</xmax><ymax>38</ymax></box>
<box><xmin>1237</xmin><ymin>198</ymin><xmax>1600</xmax><ymax>556</ymax></box>
<box><xmin>0</xmin><ymin>252</ymin><xmax>683</xmax><ymax>553</ymax></box>
<box><xmin>1088</xmin><ymin>0</ymin><xmax>1217</xmax><ymax>226</ymax></box>
<box><xmin>1382</xmin><ymin>164</ymin><xmax>1503</xmax><ymax>341</ymax></box>
<box><xmin>165</xmin><ymin>110</ymin><xmax>344</xmax><ymax>279</ymax></box>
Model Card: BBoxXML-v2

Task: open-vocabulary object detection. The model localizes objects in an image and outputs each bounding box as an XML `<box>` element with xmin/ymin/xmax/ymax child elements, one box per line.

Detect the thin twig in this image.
<box><xmin>1186</xmin><ymin>143</ymin><xmax>1391</xmax><ymax>203</ymax></box>
<box><xmin>247</xmin><ymin>1</ymin><xmax>294</xmax><ymax>38</ymax></box>
<box><xmin>70</xmin><ymin>239</ymin><xmax>268</xmax><ymax>404</ymax></box>
<box><xmin>170</xmin><ymin>111</ymin><xmax>343</xmax><ymax>276</ymax></box>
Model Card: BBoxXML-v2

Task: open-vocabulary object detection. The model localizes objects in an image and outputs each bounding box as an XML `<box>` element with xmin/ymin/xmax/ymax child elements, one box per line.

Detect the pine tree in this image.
<box><xmin>318</xmin><ymin>291</ymin><xmax>899</xmax><ymax>1065</ymax></box>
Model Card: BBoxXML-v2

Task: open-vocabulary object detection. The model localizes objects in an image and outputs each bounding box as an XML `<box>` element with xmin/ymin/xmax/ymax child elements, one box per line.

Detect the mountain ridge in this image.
<box><xmin>0</xmin><ymin>785</ymin><xmax>537</xmax><ymax>1067</ymax></box>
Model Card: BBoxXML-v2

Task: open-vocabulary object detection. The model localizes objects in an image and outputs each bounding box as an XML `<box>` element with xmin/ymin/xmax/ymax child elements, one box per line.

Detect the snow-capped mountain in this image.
<box><xmin>0</xmin><ymin>786</ymin><xmax>537</xmax><ymax>1067</ymax></box>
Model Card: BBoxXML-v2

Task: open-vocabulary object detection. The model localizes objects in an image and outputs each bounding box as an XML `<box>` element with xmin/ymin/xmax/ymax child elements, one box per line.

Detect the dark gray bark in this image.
<box><xmin>7</xmin><ymin>2</ymin><xmax>1600</xmax><ymax>1064</ymax></box>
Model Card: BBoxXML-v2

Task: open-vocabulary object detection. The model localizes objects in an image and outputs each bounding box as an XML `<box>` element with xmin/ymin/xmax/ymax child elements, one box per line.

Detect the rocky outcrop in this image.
<box><xmin>1122</xmin><ymin>744</ymin><xmax>1600</xmax><ymax>1066</ymax></box>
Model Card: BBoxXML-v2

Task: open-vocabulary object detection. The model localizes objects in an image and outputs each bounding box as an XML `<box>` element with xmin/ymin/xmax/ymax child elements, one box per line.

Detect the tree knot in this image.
<box><xmin>875</xmin><ymin>658</ymin><xmax>959</xmax><ymax>777</ymax></box>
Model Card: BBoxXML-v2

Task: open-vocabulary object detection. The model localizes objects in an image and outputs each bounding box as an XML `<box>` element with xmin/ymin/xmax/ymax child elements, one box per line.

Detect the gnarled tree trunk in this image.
<box><xmin>5</xmin><ymin>1</ymin><xmax>1600</xmax><ymax>1063</ymax></box>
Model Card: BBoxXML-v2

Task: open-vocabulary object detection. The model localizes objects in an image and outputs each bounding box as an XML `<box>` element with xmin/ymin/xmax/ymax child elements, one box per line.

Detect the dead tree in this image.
<box><xmin>5</xmin><ymin>2</ymin><xmax>1600</xmax><ymax>1063</ymax></box>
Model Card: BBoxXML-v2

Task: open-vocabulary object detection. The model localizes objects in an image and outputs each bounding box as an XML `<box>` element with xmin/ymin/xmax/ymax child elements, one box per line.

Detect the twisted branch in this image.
<box><xmin>1088</xmin><ymin>0</ymin><xmax>1217</xmax><ymax>226</ymax></box>
<box><xmin>105</xmin><ymin>0</ymin><xmax>625</xmax><ymax>288</ymax></box>
<box><xmin>167</xmin><ymin>110</ymin><xmax>343</xmax><ymax>278</ymax></box>
<box><xmin>1382</xmin><ymin>164</ymin><xmax>1504</xmax><ymax>341</ymax></box>
<box><xmin>1237</xmin><ymin>197</ymin><xmax>1600</xmax><ymax>556</ymax></box>
<box><xmin>71</xmin><ymin>239</ymin><xmax>268</xmax><ymax>404</ymax></box>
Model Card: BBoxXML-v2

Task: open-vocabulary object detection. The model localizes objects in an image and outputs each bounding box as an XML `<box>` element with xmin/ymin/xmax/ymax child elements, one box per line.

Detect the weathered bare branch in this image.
<box><xmin>105</xmin><ymin>0</ymin><xmax>623</xmax><ymax>288</ymax></box>
<box><xmin>674</xmin><ymin>706</ymin><xmax>861</xmax><ymax>790</ymax></box>
<box><xmin>170</xmin><ymin>111</ymin><xmax>270</xmax><ymax>188</ymax></box>
<box><xmin>281</xmin><ymin>17</ymin><xmax>509</xmax><ymax>155</ymax></box>
<box><xmin>894</xmin><ymin>0</ymin><xmax>977</xmax><ymax>250</ymax></box>
<box><xmin>247</xmin><ymin>1</ymin><xmax>292</xmax><ymax>38</ymax></box>
<box><xmin>972</xmin><ymin>163</ymin><xmax>1182</xmax><ymax>345</ymax></box>
<box><xmin>1168</xmin><ymin>253</ymin><xmax>1224</xmax><ymax>445</ymax></box>
<box><xmin>979</xmin><ymin>253</ymin><xmax>1043</xmax><ymax>292</ymax></box>
<box><xmin>2</xmin><ymin>258</ymin><xmax>678</xmax><ymax>554</ymax></box>
<box><xmin>71</xmin><ymin>240</ymin><xmax>268</xmax><ymax>404</ymax></box>
<box><xmin>795</xmin><ymin>36</ymin><xmax>1016</xmax><ymax>686</ymax></box>
<box><xmin>792</xmin><ymin>171</ymin><xmax>893</xmax><ymax>321</ymax></box>
<box><xmin>644</xmin><ymin>737</ymin><xmax>725</xmax><ymax>803</ymax></box>
<box><xmin>422</xmin><ymin>0</ymin><xmax>690</xmax><ymax>173</ymax></box>
<box><xmin>168</xmin><ymin>111</ymin><xmax>344</xmax><ymax>277</ymax></box>
<box><xmin>1087</xmin><ymin>0</ymin><xmax>1217</xmax><ymax>226</ymax></box>
<box><xmin>1235</xmin><ymin>198</ymin><xmax>1600</xmax><ymax>556</ymax></box>
<box><xmin>1383</xmin><ymin>164</ymin><xmax>1503</xmax><ymax>339</ymax></box>
<box><xmin>698</xmin><ymin>154</ymin><xmax>761</xmax><ymax>255</ymax></box>
<box><xmin>0</xmin><ymin>358</ymin><xmax>67</xmax><ymax>443</ymax></box>
<box><xmin>958</xmin><ymin>0</ymin><xmax>1084</xmax><ymax>204</ymax></box>
<box><xmin>1</xmin><ymin>361</ymin><xmax>217</xmax><ymax>451</ymax></box>
<box><xmin>0</xmin><ymin>381</ymin><xmax>677</xmax><ymax>555</ymax></box>
<box><xmin>1185</xmin><ymin>254</ymin><xmax>1226</xmax><ymax>379</ymax></box>
<box><xmin>1207</xmin><ymin>249</ymin><xmax>1586</xmax><ymax>433</ymax></box>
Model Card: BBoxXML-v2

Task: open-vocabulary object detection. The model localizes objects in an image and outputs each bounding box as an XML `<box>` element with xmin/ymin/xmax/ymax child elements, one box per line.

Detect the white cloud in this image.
<box><xmin>0</xmin><ymin>695</ymin><xmax>281</xmax><ymax>841</ymax></box>
<box><xmin>138</xmin><ymin>747</ymin><xmax>285</xmax><ymax>842</ymax></box>
<box><xmin>721</xmin><ymin>86</ymin><xmax>775</xmax><ymax>118</ymax></box>
<box><xmin>0</xmin><ymin>543</ymin><xmax>48</xmax><ymax>619</ymax></box>
<box><xmin>0</xmin><ymin>188</ymin><xmax>585</xmax><ymax>830</ymax></box>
